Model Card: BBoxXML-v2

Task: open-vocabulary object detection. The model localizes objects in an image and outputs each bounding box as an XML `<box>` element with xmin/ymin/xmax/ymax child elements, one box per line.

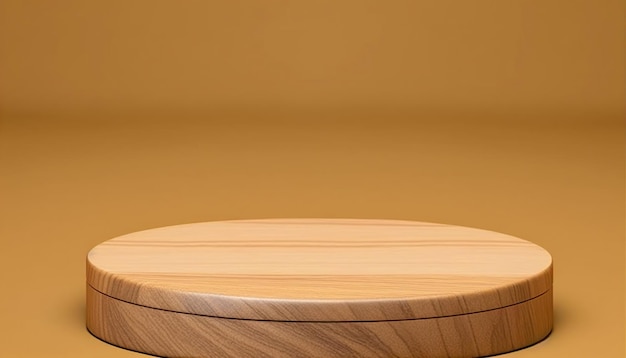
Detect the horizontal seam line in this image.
<box><xmin>88</xmin><ymin>284</ymin><xmax>551</xmax><ymax>323</ymax></box>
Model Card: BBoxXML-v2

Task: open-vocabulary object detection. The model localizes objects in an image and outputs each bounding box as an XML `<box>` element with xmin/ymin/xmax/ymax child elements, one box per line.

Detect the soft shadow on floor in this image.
<box><xmin>59</xmin><ymin>291</ymin><xmax>90</xmax><ymax>336</ymax></box>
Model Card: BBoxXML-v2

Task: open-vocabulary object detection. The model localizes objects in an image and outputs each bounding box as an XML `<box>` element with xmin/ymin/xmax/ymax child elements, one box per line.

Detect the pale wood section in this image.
<box><xmin>87</xmin><ymin>285</ymin><xmax>553</xmax><ymax>358</ymax></box>
<box><xmin>87</xmin><ymin>219</ymin><xmax>552</xmax><ymax>321</ymax></box>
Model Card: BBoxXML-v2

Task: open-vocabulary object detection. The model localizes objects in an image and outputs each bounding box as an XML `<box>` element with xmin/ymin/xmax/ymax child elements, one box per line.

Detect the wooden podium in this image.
<box><xmin>87</xmin><ymin>219</ymin><xmax>552</xmax><ymax>357</ymax></box>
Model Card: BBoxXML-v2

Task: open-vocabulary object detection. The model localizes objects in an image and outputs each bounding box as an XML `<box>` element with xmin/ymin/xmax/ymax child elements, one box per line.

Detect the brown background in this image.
<box><xmin>0</xmin><ymin>1</ymin><xmax>624</xmax><ymax>357</ymax></box>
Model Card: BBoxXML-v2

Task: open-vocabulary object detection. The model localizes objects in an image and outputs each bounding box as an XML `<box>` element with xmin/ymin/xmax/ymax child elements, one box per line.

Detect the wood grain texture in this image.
<box><xmin>87</xmin><ymin>219</ymin><xmax>552</xmax><ymax>321</ymax></box>
<box><xmin>87</xmin><ymin>285</ymin><xmax>553</xmax><ymax>358</ymax></box>
<box><xmin>87</xmin><ymin>219</ymin><xmax>553</xmax><ymax>357</ymax></box>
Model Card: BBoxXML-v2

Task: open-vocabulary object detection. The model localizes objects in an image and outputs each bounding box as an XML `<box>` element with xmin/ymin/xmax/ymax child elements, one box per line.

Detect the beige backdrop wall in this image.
<box><xmin>0</xmin><ymin>1</ymin><xmax>624</xmax><ymax>357</ymax></box>
<box><xmin>1</xmin><ymin>0</ymin><xmax>624</xmax><ymax>116</ymax></box>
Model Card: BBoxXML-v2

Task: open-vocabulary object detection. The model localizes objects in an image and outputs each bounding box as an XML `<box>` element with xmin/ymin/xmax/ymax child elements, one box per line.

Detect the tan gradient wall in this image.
<box><xmin>0</xmin><ymin>0</ymin><xmax>624</xmax><ymax>116</ymax></box>
<box><xmin>0</xmin><ymin>1</ymin><xmax>624</xmax><ymax>358</ymax></box>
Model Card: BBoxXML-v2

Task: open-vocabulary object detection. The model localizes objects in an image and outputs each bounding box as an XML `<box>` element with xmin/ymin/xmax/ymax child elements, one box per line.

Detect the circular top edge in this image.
<box><xmin>87</xmin><ymin>218</ymin><xmax>552</xmax><ymax>321</ymax></box>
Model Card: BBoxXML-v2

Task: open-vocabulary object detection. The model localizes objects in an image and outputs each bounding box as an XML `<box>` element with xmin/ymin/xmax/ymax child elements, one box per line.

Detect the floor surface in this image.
<box><xmin>0</xmin><ymin>115</ymin><xmax>623</xmax><ymax>357</ymax></box>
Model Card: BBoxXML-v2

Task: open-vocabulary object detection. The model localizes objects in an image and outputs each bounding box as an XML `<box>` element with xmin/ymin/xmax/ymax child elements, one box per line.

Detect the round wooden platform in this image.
<box><xmin>86</xmin><ymin>219</ymin><xmax>553</xmax><ymax>357</ymax></box>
